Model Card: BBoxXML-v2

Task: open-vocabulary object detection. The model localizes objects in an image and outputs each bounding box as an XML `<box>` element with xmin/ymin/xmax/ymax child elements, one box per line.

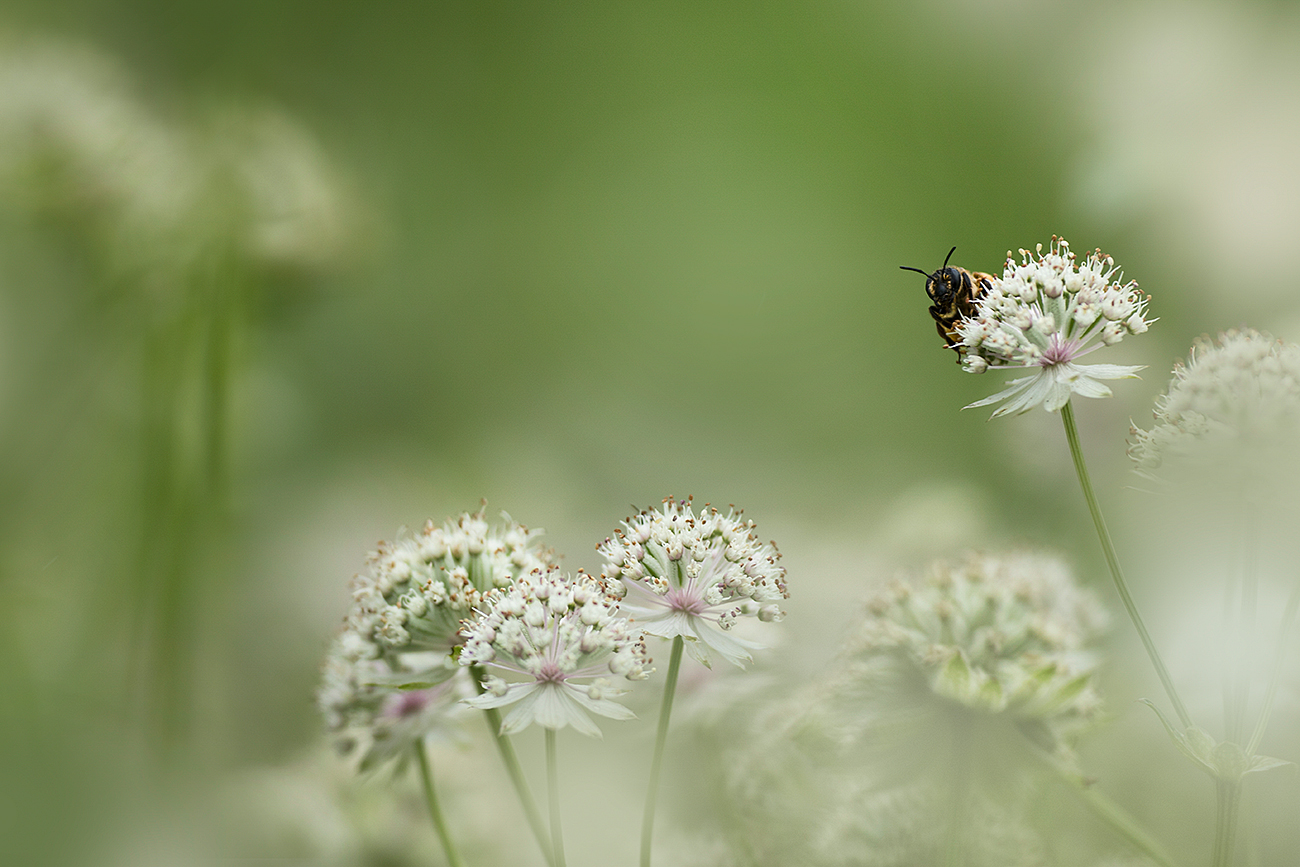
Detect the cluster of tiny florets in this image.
<box><xmin>317</xmin><ymin>647</ymin><xmax>463</xmax><ymax>769</ymax></box>
<box><xmin>317</xmin><ymin>510</ymin><xmax>554</xmax><ymax>755</ymax></box>
<box><xmin>342</xmin><ymin>511</ymin><xmax>554</xmax><ymax>661</ymax></box>
<box><xmin>1129</xmin><ymin>328</ymin><xmax>1300</xmax><ymax>475</ymax></box>
<box><xmin>851</xmin><ymin>553</ymin><xmax>1107</xmax><ymax>730</ymax></box>
<box><xmin>597</xmin><ymin>497</ymin><xmax>787</xmax><ymax>666</ymax></box>
<box><xmin>458</xmin><ymin>569</ymin><xmax>651</xmax><ymax>736</ymax></box>
<box><xmin>958</xmin><ymin>238</ymin><xmax>1151</xmax><ymax>374</ymax></box>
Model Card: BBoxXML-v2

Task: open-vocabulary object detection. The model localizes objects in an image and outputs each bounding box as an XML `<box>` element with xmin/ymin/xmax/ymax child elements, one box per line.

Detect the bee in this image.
<box><xmin>899</xmin><ymin>246</ymin><xmax>996</xmax><ymax>352</ymax></box>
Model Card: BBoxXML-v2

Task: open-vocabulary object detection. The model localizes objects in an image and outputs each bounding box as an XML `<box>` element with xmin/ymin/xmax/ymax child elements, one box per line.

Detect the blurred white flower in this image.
<box><xmin>1128</xmin><ymin>328</ymin><xmax>1300</xmax><ymax>484</ymax></box>
<box><xmin>959</xmin><ymin>238</ymin><xmax>1151</xmax><ymax>417</ymax></box>
<box><xmin>597</xmin><ymin>497</ymin><xmax>787</xmax><ymax>667</ymax></box>
<box><xmin>459</xmin><ymin>569</ymin><xmax>651</xmax><ymax>738</ymax></box>
<box><xmin>851</xmin><ymin>551</ymin><xmax>1107</xmax><ymax>740</ymax></box>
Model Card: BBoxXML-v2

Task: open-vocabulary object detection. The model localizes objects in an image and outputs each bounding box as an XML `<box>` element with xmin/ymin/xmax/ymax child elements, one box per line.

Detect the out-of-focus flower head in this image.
<box><xmin>317</xmin><ymin>645</ymin><xmax>464</xmax><ymax>771</ymax></box>
<box><xmin>959</xmin><ymin>237</ymin><xmax>1151</xmax><ymax>417</ymax></box>
<box><xmin>1128</xmin><ymin>328</ymin><xmax>1300</xmax><ymax>489</ymax></box>
<box><xmin>597</xmin><ymin>497</ymin><xmax>787</xmax><ymax>668</ymax></box>
<box><xmin>458</xmin><ymin>568</ymin><xmax>651</xmax><ymax>737</ymax></box>
<box><xmin>849</xmin><ymin>552</ymin><xmax>1107</xmax><ymax>745</ymax></box>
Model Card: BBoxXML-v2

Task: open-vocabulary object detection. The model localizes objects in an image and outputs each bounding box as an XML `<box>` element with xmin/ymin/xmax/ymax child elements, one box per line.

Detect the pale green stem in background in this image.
<box><xmin>470</xmin><ymin>666</ymin><xmax>554</xmax><ymax>866</ymax></box>
<box><xmin>545</xmin><ymin>728</ymin><xmax>566</xmax><ymax>867</ymax></box>
<box><xmin>414</xmin><ymin>739</ymin><xmax>465</xmax><ymax>867</ymax></box>
<box><xmin>1246</xmin><ymin>582</ymin><xmax>1300</xmax><ymax>756</ymax></box>
<box><xmin>641</xmin><ymin>635</ymin><xmax>684</xmax><ymax>867</ymax></box>
<box><xmin>942</xmin><ymin>712</ymin><xmax>974</xmax><ymax>867</ymax></box>
<box><xmin>1045</xmin><ymin>755</ymin><xmax>1176</xmax><ymax>867</ymax></box>
<box><xmin>1227</xmin><ymin>505</ymin><xmax>1259</xmax><ymax>745</ymax></box>
<box><xmin>1060</xmin><ymin>402</ymin><xmax>1193</xmax><ymax>729</ymax></box>
<box><xmin>1213</xmin><ymin>779</ymin><xmax>1243</xmax><ymax>867</ymax></box>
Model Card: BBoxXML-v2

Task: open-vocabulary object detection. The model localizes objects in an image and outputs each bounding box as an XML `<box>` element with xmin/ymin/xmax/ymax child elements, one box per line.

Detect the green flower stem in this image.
<box><xmin>1060</xmin><ymin>401</ymin><xmax>1193</xmax><ymax>729</ymax></box>
<box><xmin>545</xmin><ymin>728</ymin><xmax>566</xmax><ymax>867</ymax></box>
<box><xmin>1213</xmin><ymin>778</ymin><xmax>1242</xmax><ymax>867</ymax></box>
<box><xmin>469</xmin><ymin>666</ymin><xmax>554</xmax><ymax>866</ymax></box>
<box><xmin>942</xmin><ymin>712</ymin><xmax>974</xmax><ymax>867</ymax></box>
<box><xmin>1047</xmin><ymin>758</ymin><xmax>1176</xmax><ymax>867</ymax></box>
<box><xmin>641</xmin><ymin>635</ymin><xmax>684</xmax><ymax>867</ymax></box>
<box><xmin>1246</xmin><ymin>582</ymin><xmax>1300</xmax><ymax>756</ymax></box>
<box><xmin>414</xmin><ymin>739</ymin><xmax>465</xmax><ymax>867</ymax></box>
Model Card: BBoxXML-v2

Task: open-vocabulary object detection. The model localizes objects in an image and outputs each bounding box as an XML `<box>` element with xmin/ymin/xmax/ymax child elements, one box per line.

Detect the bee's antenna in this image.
<box><xmin>899</xmin><ymin>265</ymin><xmax>931</xmax><ymax>276</ymax></box>
<box><xmin>941</xmin><ymin>246</ymin><xmax>957</xmax><ymax>269</ymax></box>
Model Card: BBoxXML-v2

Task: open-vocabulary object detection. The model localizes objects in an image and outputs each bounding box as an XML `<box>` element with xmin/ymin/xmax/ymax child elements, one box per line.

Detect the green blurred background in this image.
<box><xmin>3</xmin><ymin>1</ymin><xmax>1299</xmax><ymax>864</ymax></box>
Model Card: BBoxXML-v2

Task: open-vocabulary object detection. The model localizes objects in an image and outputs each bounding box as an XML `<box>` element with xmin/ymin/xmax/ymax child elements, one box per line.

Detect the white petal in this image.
<box><xmin>1066</xmin><ymin>374</ymin><xmax>1113</xmax><ymax>400</ymax></box>
<box><xmin>691</xmin><ymin>620</ymin><xmax>764</xmax><ymax>668</ymax></box>
<box><xmin>497</xmin><ymin>686</ymin><xmax>546</xmax><ymax>735</ymax></box>
<box><xmin>1073</xmin><ymin>362</ymin><xmax>1144</xmax><ymax>380</ymax></box>
<box><xmin>564</xmin><ymin>683</ymin><xmax>638</xmax><ymax>721</ymax></box>
<box><xmin>963</xmin><ymin>374</ymin><xmax>1038</xmax><ymax>410</ymax></box>
<box><xmin>463</xmin><ymin>681</ymin><xmax>538</xmax><ymax>711</ymax></box>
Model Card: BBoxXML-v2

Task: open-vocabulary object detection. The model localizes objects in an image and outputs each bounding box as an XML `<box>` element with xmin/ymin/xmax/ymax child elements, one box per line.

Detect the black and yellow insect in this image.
<box><xmin>900</xmin><ymin>247</ymin><xmax>995</xmax><ymax>352</ymax></box>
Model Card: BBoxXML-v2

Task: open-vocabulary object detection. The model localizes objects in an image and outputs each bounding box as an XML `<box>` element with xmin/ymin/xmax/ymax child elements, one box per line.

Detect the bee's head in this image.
<box><xmin>900</xmin><ymin>246</ymin><xmax>962</xmax><ymax>305</ymax></box>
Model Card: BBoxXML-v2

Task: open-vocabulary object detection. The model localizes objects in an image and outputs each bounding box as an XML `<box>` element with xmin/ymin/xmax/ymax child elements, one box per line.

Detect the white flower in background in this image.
<box><xmin>458</xmin><ymin>569</ymin><xmax>652</xmax><ymax>737</ymax></box>
<box><xmin>597</xmin><ymin>497</ymin><xmax>788</xmax><ymax>668</ymax></box>
<box><xmin>850</xmin><ymin>552</ymin><xmax>1107</xmax><ymax>740</ymax></box>
<box><xmin>318</xmin><ymin>644</ymin><xmax>464</xmax><ymax>771</ymax></box>
<box><xmin>1128</xmin><ymin>328</ymin><xmax>1300</xmax><ymax>480</ymax></box>
<box><xmin>959</xmin><ymin>237</ymin><xmax>1152</xmax><ymax>417</ymax></box>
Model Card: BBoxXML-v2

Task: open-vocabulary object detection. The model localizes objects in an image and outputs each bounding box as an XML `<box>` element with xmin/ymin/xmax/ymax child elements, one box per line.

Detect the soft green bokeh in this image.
<box><xmin>3</xmin><ymin>1</ymin><xmax>1299</xmax><ymax>865</ymax></box>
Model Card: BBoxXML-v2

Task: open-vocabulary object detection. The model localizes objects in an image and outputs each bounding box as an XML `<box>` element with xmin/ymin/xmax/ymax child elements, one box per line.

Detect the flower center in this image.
<box><xmin>1040</xmin><ymin>334</ymin><xmax>1081</xmax><ymax>367</ymax></box>
<box><xmin>663</xmin><ymin>585</ymin><xmax>707</xmax><ymax>616</ymax></box>
<box><xmin>536</xmin><ymin>660</ymin><xmax>567</xmax><ymax>684</ymax></box>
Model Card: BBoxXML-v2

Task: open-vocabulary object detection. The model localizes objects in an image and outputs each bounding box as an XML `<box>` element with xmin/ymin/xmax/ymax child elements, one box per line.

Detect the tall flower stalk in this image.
<box><xmin>598</xmin><ymin>498</ymin><xmax>788</xmax><ymax>867</ymax></box>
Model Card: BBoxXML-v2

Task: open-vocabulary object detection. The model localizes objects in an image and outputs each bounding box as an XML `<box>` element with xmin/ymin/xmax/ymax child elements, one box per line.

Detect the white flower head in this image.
<box><xmin>852</xmin><ymin>552</ymin><xmax>1107</xmax><ymax>735</ymax></box>
<box><xmin>458</xmin><ymin>569</ymin><xmax>652</xmax><ymax>738</ymax></box>
<box><xmin>318</xmin><ymin>506</ymin><xmax>555</xmax><ymax>758</ymax></box>
<box><xmin>1128</xmin><ymin>328</ymin><xmax>1300</xmax><ymax>488</ymax></box>
<box><xmin>317</xmin><ymin>640</ymin><xmax>465</xmax><ymax>771</ymax></box>
<box><xmin>596</xmin><ymin>497</ymin><xmax>788</xmax><ymax>668</ymax></box>
<box><xmin>959</xmin><ymin>237</ymin><xmax>1152</xmax><ymax>417</ymax></box>
<box><xmin>340</xmin><ymin>509</ymin><xmax>554</xmax><ymax>663</ymax></box>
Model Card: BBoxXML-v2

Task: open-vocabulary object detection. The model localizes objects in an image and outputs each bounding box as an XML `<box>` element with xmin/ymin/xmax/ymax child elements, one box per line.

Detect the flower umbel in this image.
<box><xmin>459</xmin><ymin>569</ymin><xmax>652</xmax><ymax>738</ymax></box>
<box><xmin>318</xmin><ymin>509</ymin><xmax>555</xmax><ymax>760</ymax></box>
<box><xmin>852</xmin><ymin>552</ymin><xmax>1107</xmax><ymax>743</ymax></box>
<box><xmin>338</xmin><ymin>510</ymin><xmax>554</xmax><ymax>677</ymax></box>
<box><xmin>958</xmin><ymin>237</ymin><xmax>1151</xmax><ymax>417</ymax></box>
<box><xmin>1128</xmin><ymin>328</ymin><xmax>1300</xmax><ymax>483</ymax></box>
<box><xmin>597</xmin><ymin>497</ymin><xmax>788</xmax><ymax>667</ymax></box>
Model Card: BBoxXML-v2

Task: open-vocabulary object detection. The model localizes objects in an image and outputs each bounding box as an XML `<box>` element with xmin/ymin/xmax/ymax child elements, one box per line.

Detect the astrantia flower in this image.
<box><xmin>597</xmin><ymin>497</ymin><xmax>788</xmax><ymax>668</ymax></box>
<box><xmin>333</xmin><ymin>510</ymin><xmax>554</xmax><ymax>685</ymax></box>
<box><xmin>851</xmin><ymin>552</ymin><xmax>1106</xmax><ymax>740</ymax></box>
<box><xmin>958</xmin><ymin>237</ymin><xmax>1152</xmax><ymax>417</ymax></box>
<box><xmin>318</xmin><ymin>509</ymin><xmax>554</xmax><ymax>758</ymax></box>
<box><xmin>1128</xmin><ymin>328</ymin><xmax>1300</xmax><ymax>481</ymax></box>
<box><xmin>458</xmin><ymin>569</ymin><xmax>652</xmax><ymax>737</ymax></box>
<box><xmin>318</xmin><ymin>640</ymin><xmax>464</xmax><ymax>770</ymax></box>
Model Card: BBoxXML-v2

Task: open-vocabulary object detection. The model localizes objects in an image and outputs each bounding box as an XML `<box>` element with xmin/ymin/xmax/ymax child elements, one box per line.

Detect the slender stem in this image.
<box><xmin>942</xmin><ymin>711</ymin><xmax>974</xmax><ymax>867</ymax></box>
<box><xmin>641</xmin><ymin>635</ymin><xmax>684</xmax><ymax>867</ymax></box>
<box><xmin>1228</xmin><ymin>505</ymin><xmax>1259</xmax><ymax>745</ymax></box>
<box><xmin>1246</xmin><ymin>582</ymin><xmax>1300</xmax><ymax>755</ymax></box>
<box><xmin>545</xmin><ymin>728</ymin><xmax>566</xmax><ymax>867</ymax></box>
<box><xmin>414</xmin><ymin>739</ymin><xmax>465</xmax><ymax>867</ymax></box>
<box><xmin>1213</xmin><ymin>778</ymin><xmax>1242</xmax><ymax>867</ymax></box>
<box><xmin>1045</xmin><ymin>756</ymin><xmax>1176</xmax><ymax>867</ymax></box>
<box><xmin>469</xmin><ymin>666</ymin><xmax>554</xmax><ymax>866</ymax></box>
<box><xmin>1060</xmin><ymin>401</ymin><xmax>1193</xmax><ymax>728</ymax></box>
